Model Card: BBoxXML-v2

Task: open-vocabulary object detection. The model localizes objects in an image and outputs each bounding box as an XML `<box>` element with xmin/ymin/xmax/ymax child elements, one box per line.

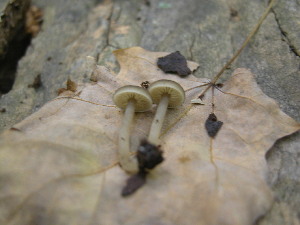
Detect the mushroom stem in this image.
<box><xmin>119</xmin><ymin>99</ymin><xmax>138</xmax><ymax>173</ymax></box>
<box><xmin>148</xmin><ymin>94</ymin><xmax>169</xmax><ymax>145</ymax></box>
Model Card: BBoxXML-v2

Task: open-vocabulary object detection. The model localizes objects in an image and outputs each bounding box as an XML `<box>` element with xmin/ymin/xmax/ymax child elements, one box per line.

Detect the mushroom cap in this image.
<box><xmin>148</xmin><ymin>79</ymin><xmax>185</xmax><ymax>108</ymax></box>
<box><xmin>113</xmin><ymin>85</ymin><xmax>153</xmax><ymax>112</ymax></box>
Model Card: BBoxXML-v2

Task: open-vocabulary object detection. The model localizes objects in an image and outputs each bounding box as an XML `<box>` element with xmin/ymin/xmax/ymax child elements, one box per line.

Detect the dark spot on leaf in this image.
<box><xmin>157</xmin><ymin>51</ymin><xmax>191</xmax><ymax>76</ymax></box>
<box><xmin>205</xmin><ymin>113</ymin><xmax>223</xmax><ymax>138</ymax></box>
<box><xmin>178</xmin><ymin>155</ymin><xmax>191</xmax><ymax>163</ymax></box>
<box><xmin>137</xmin><ymin>139</ymin><xmax>164</xmax><ymax>171</ymax></box>
<box><xmin>121</xmin><ymin>171</ymin><xmax>147</xmax><ymax>197</ymax></box>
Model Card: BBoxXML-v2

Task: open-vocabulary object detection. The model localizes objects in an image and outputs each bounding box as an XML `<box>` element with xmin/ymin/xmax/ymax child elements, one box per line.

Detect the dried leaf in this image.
<box><xmin>25</xmin><ymin>6</ymin><xmax>43</xmax><ymax>37</ymax></box>
<box><xmin>57</xmin><ymin>78</ymin><xmax>78</xmax><ymax>96</ymax></box>
<box><xmin>121</xmin><ymin>171</ymin><xmax>147</xmax><ymax>197</ymax></box>
<box><xmin>205</xmin><ymin>113</ymin><xmax>223</xmax><ymax>138</ymax></box>
<box><xmin>157</xmin><ymin>51</ymin><xmax>192</xmax><ymax>76</ymax></box>
<box><xmin>66</xmin><ymin>78</ymin><xmax>77</xmax><ymax>92</ymax></box>
<box><xmin>0</xmin><ymin>47</ymin><xmax>299</xmax><ymax>225</ymax></box>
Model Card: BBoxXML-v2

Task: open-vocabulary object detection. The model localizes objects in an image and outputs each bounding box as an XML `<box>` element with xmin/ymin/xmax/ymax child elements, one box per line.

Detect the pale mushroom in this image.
<box><xmin>147</xmin><ymin>80</ymin><xmax>185</xmax><ymax>145</ymax></box>
<box><xmin>113</xmin><ymin>85</ymin><xmax>153</xmax><ymax>173</ymax></box>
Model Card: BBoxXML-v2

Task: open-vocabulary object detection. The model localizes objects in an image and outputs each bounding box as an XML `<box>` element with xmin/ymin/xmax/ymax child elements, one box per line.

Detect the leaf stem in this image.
<box><xmin>184</xmin><ymin>82</ymin><xmax>210</xmax><ymax>92</ymax></box>
<box><xmin>198</xmin><ymin>0</ymin><xmax>275</xmax><ymax>97</ymax></box>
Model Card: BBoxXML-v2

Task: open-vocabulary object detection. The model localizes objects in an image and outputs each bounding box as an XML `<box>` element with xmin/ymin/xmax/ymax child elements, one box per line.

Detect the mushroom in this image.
<box><xmin>147</xmin><ymin>80</ymin><xmax>185</xmax><ymax>145</ymax></box>
<box><xmin>113</xmin><ymin>85</ymin><xmax>153</xmax><ymax>173</ymax></box>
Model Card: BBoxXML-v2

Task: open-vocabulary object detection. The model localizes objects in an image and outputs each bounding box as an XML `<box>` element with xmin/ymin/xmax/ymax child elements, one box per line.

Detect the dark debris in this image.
<box><xmin>28</xmin><ymin>74</ymin><xmax>42</xmax><ymax>89</ymax></box>
<box><xmin>66</xmin><ymin>78</ymin><xmax>77</xmax><ymax>92</ymax></box>
<box><xmin>157</xmin><ymin>51</ymin><xmax>191</xmax><ymax>76</ymax></box>
<box><xmin>230</xmin><ymin>8</ymin><xmax>238</xmax><ymax>18</ymax></box>
<box><xmin>10</xmin><ymin>127</ymin><xmax>21</xmax><ymax>132</ymax></box>
<box><xmin>57</xmin><ymin>78</ymin><xmax>77</xmax><ymax>95</ymax></box>
<box><xmin>230</xmin><ymin>7</ymin><xmax>239</xmax><ymax>20</ymax></box>
<box><xmin>121</xmin><ymin>171</ymin><xmax>147</xmax><ymax>197</ymax></box>
<box><xmin>215</xmin><ymin>83</ymin><xmax>224</xmax><ymax>88</ymax></box>
<box><xmin>205</xmin><ymin>113</ymin><xmax>223</xmax><ymax>138</ymax></box>
<box><xmin>121</xmin><ymin>140</ymin><xmax>164</xmax><ymax>197</ymax></box>
<box><xmin>140</xmin><ymin>81</ymin><xmax>150</xmax><ymax>89</ymax></box>
<box><xmin>137</xmin><ymin>139</ymin><xmax>164</xmax><ymax>172</ymax></box>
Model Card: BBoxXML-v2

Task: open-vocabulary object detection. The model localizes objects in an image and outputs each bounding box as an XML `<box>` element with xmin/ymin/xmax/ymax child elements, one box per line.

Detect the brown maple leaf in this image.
<box><xmin>0</xmin><ymin>47</ymin><xmax>299</xmax><ymax>225</ymax></box>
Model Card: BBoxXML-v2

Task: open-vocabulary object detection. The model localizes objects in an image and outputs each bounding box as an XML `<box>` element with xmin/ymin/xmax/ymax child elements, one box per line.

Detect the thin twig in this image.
<box><xmin>184</xmin><ymin>83</ymin><xmax>210</xmax><ymax>92</ymax></box>
<box><xmin>53</xmin><ymin>96</ymin><xmax>117</xmax><ymax>108</ymax></box>
<box><xmin>198</xmin><ymin>0</ymin><xmax>275</xmax><ymax>97</ymax></box>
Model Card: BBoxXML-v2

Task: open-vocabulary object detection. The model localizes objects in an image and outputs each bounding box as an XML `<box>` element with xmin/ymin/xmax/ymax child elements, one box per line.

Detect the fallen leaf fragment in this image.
<box><xmin>205</xmin><ymin>113</ymin><xmax>223</xmax><ymax>138</ymax></box>
<box><xmin>191</xmin><ymin>98</ymin><xmax>205</xmax><ymax>105</ymax></box>
<box><xmin>0</xmin><ymin>47</ymin><xmax>299</xmax><ymax>225</ymax></box>
<box><xmin>26</xmin><ymin>5</ymin><xmax>43</xmax><ymax>37</ymax></box>
<box><xmin>57</xmin><ymin>78</ymin><xmax>78</xmax><ymax>96</ymax></box>
<box><xmin>157</xmin><ymin>51</ymin><xmax>192</xmax><ymax>76</ymax></box>
<box><xmin>66</xmin><ymin>78</ymin><xmax>77</xmax><ymax>92</ymax></box>
<box><xmin>122</xmin><ymin>171</ymin><xmax>147</xmax><ymax>197</ymax></box>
